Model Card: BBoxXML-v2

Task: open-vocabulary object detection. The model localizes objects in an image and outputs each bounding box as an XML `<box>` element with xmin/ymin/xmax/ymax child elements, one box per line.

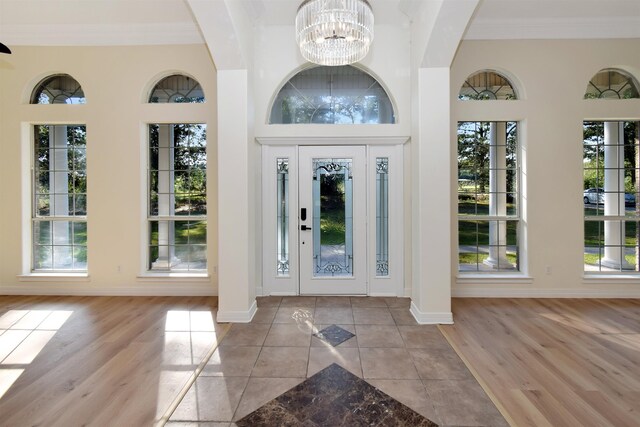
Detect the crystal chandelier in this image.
<box><xmin>296</xmin><ymin>0</ymin><xmax>374</xmax><ymax>66</ymax></box>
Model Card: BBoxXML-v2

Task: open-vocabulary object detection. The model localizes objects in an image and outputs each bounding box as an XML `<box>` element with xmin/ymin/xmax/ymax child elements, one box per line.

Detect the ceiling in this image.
<box><xmin>0</xmin><ymin>0</ymin><xmax>638</xmax><ymax>46</ymax></box>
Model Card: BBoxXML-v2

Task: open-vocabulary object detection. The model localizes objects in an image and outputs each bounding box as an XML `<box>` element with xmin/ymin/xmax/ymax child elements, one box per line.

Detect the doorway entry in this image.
<box><xmin>298</xmin><ymin>146</ymin><xmax>366</xmax><ymax>294</ymax></box>
<box><xmin>261</xmin><ymin>141</ymin><xmax>404</xmax><ymax>297</ymax></box>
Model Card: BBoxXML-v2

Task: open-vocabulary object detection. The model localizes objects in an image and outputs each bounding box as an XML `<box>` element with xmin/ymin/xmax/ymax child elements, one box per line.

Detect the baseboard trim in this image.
<box><xmin>409</xmin><ymin>302</ymin><xmax>453</xmax><ymax>324</ymax></box>
<box><xmin>216</xmin><ymin>299</ymin><xmax>258</xmax><ymax>323</ymax></box>
<box><xmin>452</xmin><ymin>287</ymin><xmax>640</xmax><ymax>298</ymax></box>
<box><xmin>0</xmin><ymin>285</ymin><xmax>216</xmax><ymax>296</ymax></box>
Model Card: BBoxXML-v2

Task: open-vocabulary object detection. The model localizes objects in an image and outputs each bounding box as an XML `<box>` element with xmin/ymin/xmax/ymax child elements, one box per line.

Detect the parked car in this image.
<box><xmin>583</xmin><ymin>188</ymin><xmax>604</xmax><ymax>204</ymax></box>
<box><xmin>625</xmin><ymin>192</ymin><xmax>636</xmax><ymax>207</ymax></box>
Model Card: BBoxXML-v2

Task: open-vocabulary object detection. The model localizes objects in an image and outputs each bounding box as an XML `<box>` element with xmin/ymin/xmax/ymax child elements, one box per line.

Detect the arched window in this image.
<box><xmin>31</xmin><ymin>74</ymin><xmax>85</xmax><ymax>104</ymax></box>
<box><xmin>584</xmin><ymin>68</ymin><xmax>640</xmax><ymax>99</ymax></box>
<box><xmin>269</xmin><ymin>65</ymin><xmax>395</xmax><ymax>124</ymax></box>
<box><xmin>149</xmin><ymin>74</ymin><xmax>205</xmax><ymax>103</ymax></box>
<box><xmin>459</xmin><ymin>70</ymin><xmax>517</xmax><ymax>100</ymax></box>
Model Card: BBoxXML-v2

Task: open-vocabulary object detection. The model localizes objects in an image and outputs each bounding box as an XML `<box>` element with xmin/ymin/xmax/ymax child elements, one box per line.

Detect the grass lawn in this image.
<box><xmin>584</xmin><ymin>253</ymin><xmax>637</xmax><ymax>266</ymax></box>
<box><xmin>459</xmin><ymin>252</ymin><xmax>517</xmax><ymax>265</ymax></box>
<box><xmin>458</xmin><ymin>202</ymin><xmax>517</xmax><ymax>246</ymax></box>
<box><xmin>320</xmin><ymin>208</ymin><xmax>346</xmax><ymax>245</ymax></box>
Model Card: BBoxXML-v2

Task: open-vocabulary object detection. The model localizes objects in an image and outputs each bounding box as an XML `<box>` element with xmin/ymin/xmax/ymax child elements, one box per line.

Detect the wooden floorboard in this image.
<box><xmin>440</xmin><ymin>298</ymin><xmax>640</xmax><ymax>427</ymax></box>
<box><xmin>0</xmin><ymin>295</ymin><xmax>226</xmax><ymax>427</ymax></box>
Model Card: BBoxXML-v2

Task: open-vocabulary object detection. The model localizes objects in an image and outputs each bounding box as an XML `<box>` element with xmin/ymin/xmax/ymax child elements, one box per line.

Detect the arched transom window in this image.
<box><xmin>584</xmin><ymin>68</ymin><xmax>640</xmax><ymax>99</ymax></box>
<box><xmin>31</xmin><ymin>74</ymin><xmax>85</xmax><ymax>104</ymax></box>
<box><xmin>459</xmin><ymin>70</ymin><xmax>517</xmax><ymax>100</ymax></box>
<box><xmin>149</xmin><ymin>74</ymin><xmax>205</xmax><ymax>103</ymax></box>
<box><xmin>269</xmin><ymin>65</ymin><xmax>395</xmax><ymax>124</ymax></box>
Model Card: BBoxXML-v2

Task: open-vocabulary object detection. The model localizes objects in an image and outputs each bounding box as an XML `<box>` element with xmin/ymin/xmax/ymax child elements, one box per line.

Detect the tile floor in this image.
<box><xmin>166</xmin><ymin>296</ymin><xmax>507</xmax><ymax>427</ymax></box>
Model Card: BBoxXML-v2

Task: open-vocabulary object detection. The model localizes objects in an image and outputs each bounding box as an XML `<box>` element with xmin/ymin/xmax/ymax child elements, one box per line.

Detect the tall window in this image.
<box><xmin>148</xmin><ymin>124</ymin><xmax>207</xmax><ymax>272</ymax></box>
<box><xmin>269</xmin><ymin>65</ymin><xmax>395</xmax><ymax>124</ymax></box>
<box><xmin>32</xmin><ymin>125</ymin><xmax>87</xmax><ymax>271</ymax></box>
<box><xmin>583</xmin><ymin>121</ymin><xmax>640</xmax><ymax>272</ymax></box>
<box><xmin>458</xmin><ymin>122</ymin><xmax>519</xmax><ymax>272</ymax></box>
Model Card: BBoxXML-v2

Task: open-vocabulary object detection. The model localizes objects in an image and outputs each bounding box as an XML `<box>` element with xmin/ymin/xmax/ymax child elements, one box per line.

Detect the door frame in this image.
<box><xmin>260</xmin><ymin>138</ymin><xmax>406</xmax><ymax>297</ymax></box>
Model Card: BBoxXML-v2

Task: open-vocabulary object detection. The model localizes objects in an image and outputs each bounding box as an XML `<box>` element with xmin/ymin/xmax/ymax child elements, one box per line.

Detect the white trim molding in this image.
<box><xmin>1</xmin><ymin>284</ymin><xmax>216</xmax><ymax>296</ymax></box>
<box><xmin>256</xmin><ymin>136</ymin><xmax>409</xmax><ymax>146</ymax></box>
<box><xmin>216</xmin><ymin>300</ymin><xmax>258</xmax><ymax>323</ymax></box>
<box><xmin>410</xmin><ymin>302</ymin><xmax>453</xmax><ymax>325</ymax></box>
<box><xmin>453</xmin><ymin>287</ymin><xmax>640</xmax><ymax>298</ymax></box>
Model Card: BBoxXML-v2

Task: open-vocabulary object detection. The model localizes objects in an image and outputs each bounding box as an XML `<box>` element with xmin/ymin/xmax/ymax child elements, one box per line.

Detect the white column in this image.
<box><xmin>50</xmin><ymin>125</ymin><xmax>71</xmax><ymax>267</ymax></box>
<box><xmin>152</xmin><ymin>124</ymin><xmax>177</xmax><ymax>268</ymax></box>
<box><xmin>410</xmin><ymin>68</ymin><xmax>452</xmax><ymax>324</ymax></box>
<box><xmin>484</xmin><ymin>122</ymin><xmax>511</xmax><ymax>269</ymax></box>
<box><xmin>602</xmin><ymin>121</ymin><xmax>631</xmax><ymax>269</ymax></box>
<box><xmin>216</xmin><ymin>70</ymin><xmax>256</xmax><ymax>322</ymax></box>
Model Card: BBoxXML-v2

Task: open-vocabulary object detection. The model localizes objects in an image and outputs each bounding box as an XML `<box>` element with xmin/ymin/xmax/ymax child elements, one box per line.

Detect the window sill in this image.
<box><xmin>583</xmin><ymin>274</ymin><xmax>640</xmax><ymax>284</ymax></box>
<box><xmin>137</xmin><ymin>273</ymin><xmax>211</xmax><ymax>283</ymax></box>
<box><xmin>456</xmin><ymin>274</ymin><xmax>533</xmax><ymax>285</ymax></box>
<box><xmin>18</xmin><ymin>273</ymin><xmax>90</xmax><ymax>282</ymax></box>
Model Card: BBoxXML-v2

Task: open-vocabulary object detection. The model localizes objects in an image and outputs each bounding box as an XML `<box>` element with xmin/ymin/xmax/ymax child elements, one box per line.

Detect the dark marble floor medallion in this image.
<box><xmin>236</xmin><ymin>363</ymin><xmax>438</xmax><ymax>426</ymax></box>
<box><xmin>313</xmin><ymin>324</ymin><xmax>355</xmax><ymax>347</ymax></box>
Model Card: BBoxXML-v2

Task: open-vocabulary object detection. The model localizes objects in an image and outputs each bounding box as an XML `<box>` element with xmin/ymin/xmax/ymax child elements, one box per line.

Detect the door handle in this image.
<box><xmin>300</xmin><ymin>225</ymin><xmax>312</xmax><ymax>231</ymax></box>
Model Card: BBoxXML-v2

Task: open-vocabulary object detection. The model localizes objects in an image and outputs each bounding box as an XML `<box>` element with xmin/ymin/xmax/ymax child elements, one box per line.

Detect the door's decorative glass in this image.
<box><xmin>312</xmin><ymin>158</ymin><xmax>353</xmax><ymax>277</ymax></box>
<box><xmin>276</xmin><ymin>158</ymin><xmax>289</xmax><ymax>275</ymax></box>
<box><xmin>376</xmin><ymin>158</ymin><xmax>389</xmax><ymax>276</ymax></box>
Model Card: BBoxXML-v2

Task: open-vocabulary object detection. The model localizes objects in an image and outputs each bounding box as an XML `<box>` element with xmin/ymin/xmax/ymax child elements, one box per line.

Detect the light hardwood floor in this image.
<box><xmin>0</xmin><ymin>295</ymin><xmax>226</xmax><ymax>427</ymax></box>
<box><xmin>440</xmin><ymin>298</ymin><xmax>640</xmax><ymax>427</ymax></box>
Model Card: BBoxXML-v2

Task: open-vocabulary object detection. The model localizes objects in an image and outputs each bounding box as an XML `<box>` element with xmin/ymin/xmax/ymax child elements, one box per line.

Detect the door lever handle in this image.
<box><xmin>300</xmin><ymin>225</ymin><xmax>312</xmax><ymax>231</ymax></box>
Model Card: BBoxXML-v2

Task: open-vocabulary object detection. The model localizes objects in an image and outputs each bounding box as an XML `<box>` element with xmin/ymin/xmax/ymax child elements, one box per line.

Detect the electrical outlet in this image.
<box><xmin>545</xmin><ymin>265</ymin><xmax>552</xmax><ymax>275</ymax></box>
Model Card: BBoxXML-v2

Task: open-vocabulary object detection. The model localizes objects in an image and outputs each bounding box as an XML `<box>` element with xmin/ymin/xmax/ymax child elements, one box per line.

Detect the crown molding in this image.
<box><xmin>1</xmin><ymin>22</ymin><xmax>204</xmax><ymax>46</ymax></box>
<box><xmin>465</xmin><ymin>17</ymin><xmax>640</xmax><ymax>40</ymax></box>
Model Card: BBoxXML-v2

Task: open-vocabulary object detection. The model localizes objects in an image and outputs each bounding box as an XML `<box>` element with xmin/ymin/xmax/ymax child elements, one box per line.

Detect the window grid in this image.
<box><xmin>458</xmin><ymin>122</ymin><xmax>519</xmax><ymax>272</ymax></box>
<box><xmin>32</xmin><ymin>125</ymin><xmax>87</xmax><ymax>272</ymax></box>
<box><xmin>583</xmin><ymin>121</ymin><xmax>640</xmax><ymax>273</ymax></box>
<box><xmin>148</xmin><ymin>124</ymin><xmax>207</xmax><ymax>272</ymax></box>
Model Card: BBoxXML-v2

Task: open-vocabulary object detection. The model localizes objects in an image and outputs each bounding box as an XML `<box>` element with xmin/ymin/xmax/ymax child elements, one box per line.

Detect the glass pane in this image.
<box><xmin>276</xmin><ymin>158</ymin><xmax>289</xmax><ymax>276</ymax></box>
<box><xmin>585</xmin><ymin>220</ymin><xmax>640</xmax><ymax>272</ymax></box>
<box><xmin>148</xmin><ymin>220</ymin><xmax>207</xmax><ymax>272</ymax></box>
<box><xmin>149</xmin><ymin>74</ymin><xmax>205</xmax><ymax>103</ymax></box>
<box><xmin>33</xmin><ymin>245</ymin><xmax>52</xmax><ymax>270</ymax></box>
<box><xmin>312</xmin><ymin>158</ymin><xmax>353</xmax><ymax>277</ymax></box>
<box><xmin>376</xmin><ymin>158</ymin><xmax>389</xmax><ymax>277</ymax></box>
<box><xmin>31</xmin><ymin>74</ymin><xmax>86</xmax><ymax>104</ymax></box>
<box><xmin>458</xmin><ymin>220</ymin><xmax>518</xmax><ymax>272</ymax></box>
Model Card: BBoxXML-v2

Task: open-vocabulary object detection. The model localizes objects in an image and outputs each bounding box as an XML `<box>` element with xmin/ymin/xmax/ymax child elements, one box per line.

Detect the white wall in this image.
<box><xmin>452</xmin><ymin>39</ymin><xmax>640</xmax><ymax>297</ymax></box>
<box><xmin>0</xmin><ymin>44</ymin><xmax>218</xmax><ymax>295</ymax></box>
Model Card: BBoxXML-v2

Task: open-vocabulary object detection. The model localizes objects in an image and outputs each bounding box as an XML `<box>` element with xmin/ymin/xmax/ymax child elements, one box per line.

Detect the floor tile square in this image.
<box><xmin>383</xmin><ymin>297</ymin><xmax>412</xmax><ymax>308</ymax></box>
<box><xmin>273</xmin><ymin>306</ymin><xmax>315</xmax><ymax>324</ymax></box>
<box><xmin>280</xmin><ymin>296</ymin><xmax>317</xmax><ymax>307</ymax></box>
<box><xmin>219</xmin><ymin>324</ymin><xmax>270</xmax><ymax>347</ymax></box>
<box><xmin>256</xmin><ymin>296</ymin><xmax>282</xmax><ymax>308</ymax></box>
<box><xmin>355</xmin><ymin>324</ymin><xmax>404</xmax><ymax>348</ymax></box>
<box><xmin>264</xmin><ymin>323</ymin><xmax>313</xmax><ymax>347</ymax></box>
<box><xmin>313</xmin><ymin>307</ymin><xmax>354</xmax><ymax>324</ymax></box>
<box><xmin>233</xmin><ymin>377</ymin><xmax>304</xmax><ymax>421</ymax></box>
<box><xmin>360</xmin><ymin>347</ymin><xmax>419</xmax><ymax>379</ymax></box>
<box><xmin>350</xmin><ymin>297</ymin><xmax>388</xmax><ymax>308</ymax></box>
<box><xmin>249</xmin><ymin>307</ymin><xmax>277</xmax><ymax>324</ymax></box>
<box><xmin>315</xmin><ymin>296</ymin><xmax>352</xmax><ymax>307</ymax></box>
<box><xmin>390</xmin><ymin>308</ymin><xmax>421</xmax><ymax>325</ymax></box>
<box><xmin>424</xmin><ymin>379</ymin><xmax>508</xmax><ymax>426</ymax></box>
<box><xmin>398</xmin><ymin>326</ymin><xmax>452</xmax><ymax>349</ymax></box>
<box><xmin>311</xmin><ymin>324</ymin><xmax>357</xmax><ymax>347</ymax></box>
<box><xmin>170</xmin><ymin>377</ymin><xmax>248</xmax><ymax>422</ymax></box>
<box><xmin>307</xmin><ymin>346</ymin><xmax>362</xmax><ymax>377</ymax></box>
<box><xmin>352</xmin><ymin>307</ymin><xmax>395</xmax><ymax>325</ymax></box>
<box><xmin>313</xmin><ymin>324</ymin><xmax>355</xmax><ymax>347</ymax></box>
<box><xmin>367</xmin><ymin>379</ymin><xmax>441</xmax><ymax>424</ymax></box>
<box><xmin>409</xmin><ymin>348</ymin><xmax>473</xmax><ymax>380</ymax></box>
<box><xmin>251</xmin><ymin>346</ymin><xmax>309</xmax><ymax>378</ymax></box>
<box><xmin>201</xmin><ymin>346</ymin><xmax>261</xmax><ymax>377</ymax></box>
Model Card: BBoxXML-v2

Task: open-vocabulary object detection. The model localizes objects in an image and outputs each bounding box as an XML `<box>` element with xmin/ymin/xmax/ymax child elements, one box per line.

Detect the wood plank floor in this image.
<box><xmin>0</xmin><ymin>295</ymin><xmax>227</xmax><ymax>427</ymax></box>
<box><xmin>440</xmin><ymin>298</ymin><xmax>640</xmax><ymax>427</ymax></box>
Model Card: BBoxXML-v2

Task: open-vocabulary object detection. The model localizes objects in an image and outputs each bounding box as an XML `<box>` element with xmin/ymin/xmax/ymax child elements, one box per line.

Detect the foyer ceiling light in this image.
<box><xmin>295</xmin><ymin>0</ymin><xmax>374</xmax><ymax>66</ymax></box>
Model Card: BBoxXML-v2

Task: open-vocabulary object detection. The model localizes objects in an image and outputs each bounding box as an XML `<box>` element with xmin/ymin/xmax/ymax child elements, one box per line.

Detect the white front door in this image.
<box><xmin>298</xmin><ymin>146</ymin><xmax>367</xmax><ymax>295</ymax></box>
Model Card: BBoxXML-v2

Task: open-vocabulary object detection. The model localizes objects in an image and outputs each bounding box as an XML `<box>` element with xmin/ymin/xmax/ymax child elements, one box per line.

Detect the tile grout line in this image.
<box><xmin>438</xmin><ymin>324</ymin><xmax>518</xmax><ymax>427</ymax></box>
<box><xmin>155</xmin><ymin>320</ymin><xmax>232</xmax><ymax>427</ymax></box>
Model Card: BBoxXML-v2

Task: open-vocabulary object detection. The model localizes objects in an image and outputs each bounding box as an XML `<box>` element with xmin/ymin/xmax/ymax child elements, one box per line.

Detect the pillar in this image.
<box><xmin>484</xmin><ymin>122</ymin><xmax>511</xmax><ymax>269</ymax></box>
<box><xmin>50</xmin><ymin>125</ymin><xmax>70</xmax><ymax>268</ymax></box>
<box><xmin>152</xmin><ymin>124</ymin><xmax>177</xmax><ymax>268</ymax></box>
<box><xmin>602</xmin><ymin>121</ymin><xmax>631</xmax><ymax>269</ymax></box>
